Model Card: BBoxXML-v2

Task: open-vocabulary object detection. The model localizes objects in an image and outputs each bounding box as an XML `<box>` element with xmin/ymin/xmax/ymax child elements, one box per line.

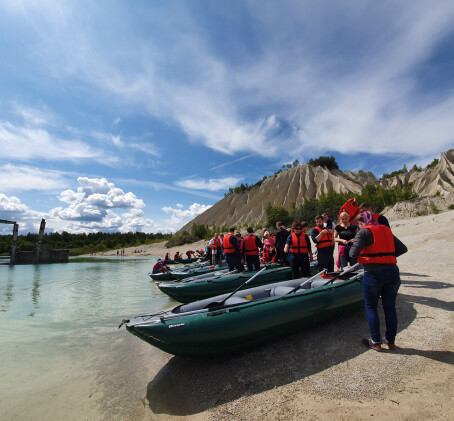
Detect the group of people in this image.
<box><xmin>153</xmin><ymin>199</ymin><xmax>407</xmax><ymax>351</ymax></box>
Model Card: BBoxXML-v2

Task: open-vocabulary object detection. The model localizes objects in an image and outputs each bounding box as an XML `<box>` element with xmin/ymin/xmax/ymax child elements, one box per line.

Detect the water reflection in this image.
<box><xmin>1</xmin><ymin>269</ymin><xmax>14</xmax><ymax>312</ymax></box>
<box><xmin>29</xmin><ymin>265</ymin><xmax>41</xmax><ymax>316</ymax></box>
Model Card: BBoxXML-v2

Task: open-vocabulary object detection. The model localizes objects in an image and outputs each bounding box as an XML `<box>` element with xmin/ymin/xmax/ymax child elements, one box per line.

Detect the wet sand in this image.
<box><xmin>98</xmin><ymin>211</ymin><xmax>454</xmax><ymax>420</ymax></box>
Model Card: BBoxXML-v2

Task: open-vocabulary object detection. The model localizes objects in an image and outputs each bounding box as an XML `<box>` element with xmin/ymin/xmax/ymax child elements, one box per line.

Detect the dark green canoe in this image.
<box><xmin>163</xmin><ymin>257</ymin><xmax>200</xmax><ymax>264</ymax></box>
<box><xmin>123</xmin><ymin>267</ymin><xmax>364</xmax><ymax>357</ymax></box>
<box><xmin>156</xmin><ymin>262</ymin><xmax>317</xmax><ymax>303</ymax></box>
<box><xmin>148</xmin><ymin>261</ymin><xmax>216</xmax><ymax>281</ymax></box>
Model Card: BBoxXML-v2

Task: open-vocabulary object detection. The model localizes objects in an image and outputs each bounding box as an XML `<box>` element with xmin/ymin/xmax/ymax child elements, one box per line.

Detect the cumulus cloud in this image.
<box><xmin>0</xmin><ymin>193</ymin><xmax>44</xmax><ymax>234</ymax></box>
<box><xmin>175</xmin><ymin>177</ymin><xmax>242</xmax><ymax>191</ymax></box>
<box><xmin>161</xmin><ymin>203</ymin><xmax>212</xmax><ymax>232</ymax></box>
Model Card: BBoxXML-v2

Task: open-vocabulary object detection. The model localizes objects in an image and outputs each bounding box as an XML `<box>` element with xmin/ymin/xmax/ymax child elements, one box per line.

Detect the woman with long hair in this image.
<box><xmin>334</xmin><ymin>211</ymin><xmax>358</xmax><ymax>270</ymax></box>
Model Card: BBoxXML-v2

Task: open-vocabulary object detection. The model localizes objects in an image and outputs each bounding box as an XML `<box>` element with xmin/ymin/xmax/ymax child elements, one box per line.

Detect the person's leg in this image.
<box><xmin>362</xmin><ymin>270</ymin><xmax>383</xmax><ymax>344</ymax></box>
<box><xmin>339</xmin><ymin>254</ymin><xmax>348</xmax><ymax>270</ymax></box>
<box><xmin>317</xmin><ymin>252</ymin><xmax>328</xmax><ymax>271</ymax></box>
<box><xmin>381</xmin><ymin>267</ymin><xmax>401</xmax><ymax>345</ymax></box>
<box><xmin>232</xmin><ymin>255</ymin><xmax>245</xmax><ymax>272</ymax></box>
<box><xmin>301</xmin><ymin>254</ymin><xmax>310</xmax><ymax>277</ymax></box>
<box><xmin>253</xmin><ymin>255</ymin><xmax>260</xmax><ymax>271</ymax></box>
<box><xmin>327</xmin><ymin>253</ymin><xmax>334</xmax><ymax>272</ymax></box>
<box><xmin>246</xmin><ymin>255</ymin><xmax>253</xmax><ymax>271</ymax></box>
<box><xmin>289</xmin><ymin>257</ymin><xmax>300</xmax><ymax>279</ymax></box>
<box><xmin>225</xmin><ymin>254</ymin><xmax>235</xmax><ymax>271</ymax></box>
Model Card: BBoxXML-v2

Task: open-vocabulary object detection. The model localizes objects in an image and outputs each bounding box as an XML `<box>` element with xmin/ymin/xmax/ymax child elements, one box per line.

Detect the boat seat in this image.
<box><xmin>310</xmin><ymin>279</ymin><xmax>331</xmax><ymax>288</ymax></box>
<box><xmin>224</xmin><ymin>296</ymin><xmax>250</xmax><ymax>306</ymax></box>
<box><xmin>270</xmin><ymin>286</ymin><xmax>295</xmax><ymax>297</ymax></box>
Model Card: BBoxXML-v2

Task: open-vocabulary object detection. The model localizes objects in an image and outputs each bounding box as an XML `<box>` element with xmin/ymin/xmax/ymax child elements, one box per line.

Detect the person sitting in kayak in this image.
<box><xmin>174</xmin><ymin>251</ymin><xmax>180</xmax><ymax>260</ymax></box>
<box><xmin>186</xmin><ymin>250</ymin><xmax>194</xmax><ymax>258</ymax></box>
<box><xmin>164</xmin><ymin>252</ymin><xmax>170</xmax><ymax>262</ymax></box>
<box><xmin>152</xmin><ymin>259</ymin><xmax>170</xmax><ymax>274</ymax></box>
<box><xmin>242</xmin><ymin>227</ymin><xmax>264</xmax><ymax>271</ymax></box>
<box><xmin>223</xmin><ymin>227</ymin><xmax>245</xmax><ymax>272</ymax></box>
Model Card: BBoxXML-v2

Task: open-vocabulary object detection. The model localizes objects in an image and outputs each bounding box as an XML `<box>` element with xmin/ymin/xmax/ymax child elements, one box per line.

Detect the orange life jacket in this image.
<box><xmin>211</xmin><ymin>238</ymin><xmax>221</xmax><ymax>249</ymax></box>
<box><xmin>313</xmin><ymin>226</ymin><xmax>333</xmax><ymax>248</ymax></box>
<box><xmin>174</xmin><ymin>253</ymin><xmax>179</xmax><ymax>259</ymax></box>
<box><xmin>339</xmin><ymin>198</ymin><xmax>359</xmax><ymax>223</ymax></box>
<box><xmin>261</xmin><ymin>246</ymin><xmax>271</xmax><ymax>263</ymax></box>
<box><xmin>289</xmin><ymin>232</ymin><xmax>309</xmax><ymax>254</ymax></box>
<box><xmin>223</xmin><ymin>234</ymin><xmax>236</xmax><ymax>254</ymax></box>
<box><xmin>373</xmin><ymin>214</ymin><xmax>380</xmax><ymax>222</ymax></box>
<box><xmin>238</xmin><ymin>239</ymin><xmax>243</xmax><ymax>254</ymax></box>
<box><xmin>153</xmin><ymin>261</ymin><xmax>162</xmax><ymax>271</ymax></box>
<box><xmin>358</xmin><ymin>225</ymin><xmax>397</xmax><ymax>264</ymax></box>
<box><xmin>244</xmin><ymin>235</ymin><xmax>259</xmax><ymax>256</ymax></box>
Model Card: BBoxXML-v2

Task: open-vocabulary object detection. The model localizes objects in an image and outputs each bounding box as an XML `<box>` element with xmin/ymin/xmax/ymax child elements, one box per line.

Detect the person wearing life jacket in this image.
<box><xmin>311</xmin><ymin>215</ymin><xmax>335</xmax><ymax>272</ymax></box>
<box><xmin>209</xmin><ymin>233</ymin><xmax>222</xmax><ymax>265</ymax></box>
<box><xmin>186</xmin><ymin>250</ymin><xmax>194</xmax><ymax>259</ymax></box>
<box><xmin>223</xmin><ymin>227</ymin><xmax>245</xmax><ymax>272</ymax></box>
<box><xmin>349</xmin><ymin>211</ymin><xmax>407</xmax><ymax>351</ymax></box>
<box><xmin>152</xmin><ymin>259</ymin><xmax>170</xmax><ymax>274</ymax></box>
<box><xmin>242</xmin><ymin>227</ymin><xmax>264</xmax><ymax>271</ymax></box>
<box><xmin>284</xmin><ymin>221</ymin><xmax>313</xmax><ymax>279</ymax></box>
<box><xmin>174</xmin><ymin>251</ymin><xmax>180</xmax><ymax>260</ymax></box>
<box><xmin>164</xmin><ymin>252</ymin><xmax>170</xmax><ymax>262</ymax></box>
<box><xmin>235</xmin><ymin>232</ymin><xmax>244</xmax><ymax>259</ymax></box>
<box><xmin>262</xmin><ymin>231</ymin><xmax>275</xmax><ymax>262</ymax></box>
<box><xmin>359</xmin><ymin>202</ymin><xmax>390</xmax><ymax>228</ymax></box>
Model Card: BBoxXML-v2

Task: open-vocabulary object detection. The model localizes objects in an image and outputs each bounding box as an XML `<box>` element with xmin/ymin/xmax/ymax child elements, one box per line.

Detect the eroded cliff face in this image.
<box><xmin>179</xmin><ymin>149</ymin><xmax>454</xmax><ymax>232</ymax></box>
<box><xmin>380</xmin><ymin>149</ymin><xmax>454</xmax><ymax>197</ymax></box>
<box><xmin>179</xmin><ymin>164</ymin><xmax>377</xmax><ymax>231</ymax></box>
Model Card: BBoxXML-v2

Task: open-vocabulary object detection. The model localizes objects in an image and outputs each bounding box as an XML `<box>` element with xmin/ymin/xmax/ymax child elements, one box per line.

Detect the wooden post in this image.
<box><xmin>10</xmin><ymin>223</ymin><xmax>18</xmax><ymax>265</ymax></box>
<box><xmin>35</xmin><ymin>218</ymin><xmax>46</xmax><ymax>264</ymax></box>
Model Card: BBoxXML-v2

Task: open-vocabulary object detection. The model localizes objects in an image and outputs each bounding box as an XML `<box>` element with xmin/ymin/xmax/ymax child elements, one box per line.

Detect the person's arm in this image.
<box><xmin>349</xmin><ymin>229</ymin><xmax>373</xmax><ymax>258</ymax></box>
<box><xmin>230</xmin><ymin>235</ymin><xmax>241</xmax><ymax>255</ymax></box>
<box><xmin>306</xmin><ymin>234</ymin><xmax>314</xmax><ymax>261</ymax></box>
<box><xmin>283</xmin><ymin>234</ymin><xmax>292</xmax><ymax>253</ymax></box>
<box><xmin>256</xmin><ymin>236</ymin><xmax>264</xmax><ymax>250</ymax></box>
<box><xmin>394</xmin><ymin>235</ymin><xmax>408</xmax><ymax>257</ymax></box>
<box><xmin>334</xmin><ymin>227</ymin><xmax>347</xmax><ymax>244</ymax></box>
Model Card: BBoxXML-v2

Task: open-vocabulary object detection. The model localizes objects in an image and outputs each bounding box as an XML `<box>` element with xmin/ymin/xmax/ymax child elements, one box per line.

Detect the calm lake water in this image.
<box><xmin>0</xmin><ymin>256</ymin><xmax>175</xmax><ymax>421</ymax></box>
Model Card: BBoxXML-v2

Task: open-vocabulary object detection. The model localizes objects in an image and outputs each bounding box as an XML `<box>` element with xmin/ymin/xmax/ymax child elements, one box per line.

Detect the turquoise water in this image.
<box><xmin>0</xmin><ymin>256</ymin><xmax>174</xmax><ymax>420</ymax></box>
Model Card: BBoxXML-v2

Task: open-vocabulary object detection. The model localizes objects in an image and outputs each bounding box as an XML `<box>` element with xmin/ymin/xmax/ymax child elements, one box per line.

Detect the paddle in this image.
<box><xmin>286</xmin><ymin>263</ymin><xmax>361</xmax><ymax>295</ymax></box>
<box><xmin>204</xmin><ymin>265</ymin><xmax>269</xmax><ymax>309</ymax></box>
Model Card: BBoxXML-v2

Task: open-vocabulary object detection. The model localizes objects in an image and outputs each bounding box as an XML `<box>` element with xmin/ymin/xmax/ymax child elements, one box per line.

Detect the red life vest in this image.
<box><xmin>164</xmin><ymin>253</ymin><xmax>169</xmax><ymax>261</ymax></box>
<box><xmin>223</xmin><ymin>234</ymin><xmax>236</xmax><ymax>254</ymax></box>
<box><xmin>174</xmin><ymin>253</ymin><xmax>179</xmax><ymax>259</ymax></box>
<box><xmin>313</xmin><ymin>226</ymin><xmax>333</xmax><ymax>248</ymax></box>
<box><xmin>211</xmin><ymin>238</ymin><xmax>221</xmax><ymax>250</ymax></box>
<box><xmin>244</xmin><ymin>235</ymin><xmax>259</xmax><ymax>256</ymax></box>
<box><xmin>289</xmin><ymin>232</ymin><xmax>309</xmax><ymax>254</ymax></box>
<box><xmin>358</xmin><ymin>225</ymin><xmax>397</xmax><ymax>264</ymax></box>
<box><xmin>261</xmin><ymin>247</ymin><xmax>270</xmax><ymax>262</ymax></box>
<box><xmin>339</xmin><ymin>198</ymin><xmax>359</xmax><ymax>223</ymax></box>
<box><xmin>153</xmin><ymin>261</ymin><xmax>162</xmax><ymax>271</ymax></box>
<box><xmin>373</xmin><ymin>214</ymin><xmax>380</xmax><ymax>222</ymax></box>
<box><xmin>238</xmin><ymin>239</ymin><xmax>244</xmax><ymax>254</ymax></box>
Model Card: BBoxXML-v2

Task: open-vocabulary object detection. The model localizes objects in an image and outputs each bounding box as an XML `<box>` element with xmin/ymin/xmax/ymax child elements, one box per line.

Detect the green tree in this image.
<box><xmin>308</xmin><ymin>155</ymin><xmax>339</xmax><ymax>170</ymax></box>
<box><xmin>265</xmin><ymin>204</ymin><xmax>290</xmax><ymax>228</ymax></box>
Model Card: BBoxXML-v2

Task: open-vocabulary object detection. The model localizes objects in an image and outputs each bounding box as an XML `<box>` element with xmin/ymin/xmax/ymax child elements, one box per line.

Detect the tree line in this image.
<box><xmin>0</xmin><ymin>231</ymin><xmax>171</xmax><ymax>256</ymax></box>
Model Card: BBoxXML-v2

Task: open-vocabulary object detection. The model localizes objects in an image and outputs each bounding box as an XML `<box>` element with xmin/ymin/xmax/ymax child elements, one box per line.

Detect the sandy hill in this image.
<box><xmin>179</xmin><ymin>149</ymin><xmax>454</xmax><ymax>232</ymax></box>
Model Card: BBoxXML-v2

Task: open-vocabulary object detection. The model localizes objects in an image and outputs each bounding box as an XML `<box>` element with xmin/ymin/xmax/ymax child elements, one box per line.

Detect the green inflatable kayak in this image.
<box><xmin>156</xmin><ymin>262</ymin><xmax>317</xmax><ymax>303</ymax></box>
<box><xmin>148</xmin><ymin>261</ymin><xmax>219</xmax><ymax>281</ymax></box>
<box><xmin>122</xmin><ymin>265</ymin><xmax>364</xmax><ymax>357</ymax></box>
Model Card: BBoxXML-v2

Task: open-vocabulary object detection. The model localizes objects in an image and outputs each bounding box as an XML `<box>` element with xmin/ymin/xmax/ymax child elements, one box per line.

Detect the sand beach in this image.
<box><xmin>97</xmin><ymin>210</ymin><xmax>454</xmax><ymax>421</ymax></box>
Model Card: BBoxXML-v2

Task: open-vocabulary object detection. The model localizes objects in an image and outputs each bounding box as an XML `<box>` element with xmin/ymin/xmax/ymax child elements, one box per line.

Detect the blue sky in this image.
<box><xmin>1</xmin><ymin>1</ymin><xmax>453</xmax><ymax>235</ymax></box>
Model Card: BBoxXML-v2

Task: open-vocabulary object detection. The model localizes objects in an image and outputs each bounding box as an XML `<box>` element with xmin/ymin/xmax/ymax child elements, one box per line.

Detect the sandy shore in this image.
<box><xmin>107</xmin><ymin>211</ymin><xmax>454</xmax><ymax>421</ymax></box>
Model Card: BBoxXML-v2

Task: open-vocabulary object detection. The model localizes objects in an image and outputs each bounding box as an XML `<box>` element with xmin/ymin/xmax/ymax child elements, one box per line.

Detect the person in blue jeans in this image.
<box><xmin>350</xmin><ymin>211</ymin><xmax>407</xmax><ymax>351</ymax></box>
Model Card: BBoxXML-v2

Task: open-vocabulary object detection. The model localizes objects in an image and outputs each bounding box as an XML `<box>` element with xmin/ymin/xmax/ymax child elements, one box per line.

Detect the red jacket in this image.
<box><xmin>244</xmin><ymin>235</ymin><xmax>259</xmax><ymax>256</ymax></box>
<box><xmin>358</xmin><ymin>225</ymin><xmax>397</xmax><ymax>264</ymax></box>
<box><xmin>289</xmin><ymin>232</ymin><xmax>309</xmax><ymax>254</ymax></box>
<box><xmin>313</xmin><ymin>226</ymin><xmax>333</xmax><ymax>248</ymax></box>
<box><xmin>223</xmin><ymin>234</ymin><xmax>236</xmax><ymax>254</ymax></box>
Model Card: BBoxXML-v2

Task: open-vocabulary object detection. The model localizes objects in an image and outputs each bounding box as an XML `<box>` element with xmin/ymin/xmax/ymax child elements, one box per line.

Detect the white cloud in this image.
<box><xmin>0</xmin><ymin>193</ymin><xmax>44</xmax><ymax>234</ymax></box>
<box><xmin>0</xmin><ymin>164</ymin><xmax>70</xmax><ymax>192</ymax></box>
<box><xmin>161</xmin><ymin>202</ymin><xmax>212</xmax><ymax>232</ymax></box>
<box><xmin>175</xmin><ymin>177</ymin><xmax>243</xmax><ymax>191</ymax></box>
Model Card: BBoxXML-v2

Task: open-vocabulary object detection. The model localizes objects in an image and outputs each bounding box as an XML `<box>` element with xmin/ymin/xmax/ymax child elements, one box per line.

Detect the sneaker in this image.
<box><xmin>382</xmin><ymin>337</ymin><xmax>397</xmax><ymax>350</ymax></box>
<box><xmin>362</xmin><ymin>338</ymin><xmax>382</xmax><ymax>351</ymax></box>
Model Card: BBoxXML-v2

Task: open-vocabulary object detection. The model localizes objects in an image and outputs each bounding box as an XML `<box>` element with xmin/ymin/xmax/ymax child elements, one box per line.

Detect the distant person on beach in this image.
<box><xmin>242</xmin><ymin>227</ymin><xmax>263</xmax><ymax>271</ymax></box>
<box><xmin>359</xmin><ymin>202</ymin><xmax>390</xmax><ymax>227</ymax></box>
<box><xmin>334</xmin><ymin>211</ymin><xmax>358</xmax><ymax>270</ymax></box>
<box><xmin>284</xmin><ymin>221</ymin><xmax>313</xmax><ymax>278</ymax></box>
<box><xmin>311</xmin><ymin>215</ymin><xmax>334</xmax><ymax>272</ymax></box>
<box><xmin>223</xmin><ymin>227</ymin><xmax>245</xmax><ymax>272</ymax></box>
<box><xmin>350</xmin><ymin>211</ymin><xmax>407</xmax><ymax>351</ymax></box>
<box><xmin>275</xmin><ymin>221</ymin><xmax>290</xmax><ymax>266</ymax></box>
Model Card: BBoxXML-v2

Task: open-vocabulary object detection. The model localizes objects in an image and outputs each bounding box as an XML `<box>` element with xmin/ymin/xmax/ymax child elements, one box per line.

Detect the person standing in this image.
<box><xmin>209</xmin><ymin>233</ymin><xmax>222</xmax><ymax>265</ymax></box>
<box><xmin>284</xmin><ymin>221</ymin><xmax>313</xmax><ymax>278</ymax></box>
<box><xmin>322</xmin><ymin>213</ymin><xmax>336</xmax><ymax>230</ymax></box>
<box><xmin>334</xmin><ymin>211</ymin><xmax>358</xmax><ymax>270</ymax></box>
<box><xmin>223</xmin><ymin>227</ymin><xmax>245</xmax><ymax>272</ymax></box>
<box><xmin>275</xmin><ymin>221</ymin><xmax>290</xmax><ymax>267</ymax></box>
<box><xmin>311</xmin><ymin>215</ymin><xmax>334</xmax><ymax>272</ymax></box>
<box><xmin>350</xmin><ymin>211</ymin><xmax>407</xmax><ymax>351</ymax></box>
<box><xmin>243</xmin><ymin>227</ymin><xmax>263</xmax><ymax>271</ymax></box>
